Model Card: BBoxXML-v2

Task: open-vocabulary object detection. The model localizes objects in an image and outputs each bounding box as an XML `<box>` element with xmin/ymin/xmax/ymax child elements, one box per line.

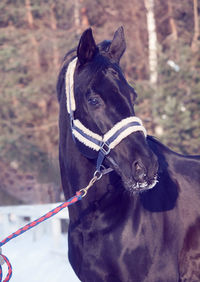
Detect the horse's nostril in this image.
<box><xmin>132</xmin><ymin>161</ymin><xmax>147</xmax><ymax>181</ymax></box>
<box><xmin>135</xmin><ymin>162</ymin><xmax>141</xmax><ymax>172</ymax></box>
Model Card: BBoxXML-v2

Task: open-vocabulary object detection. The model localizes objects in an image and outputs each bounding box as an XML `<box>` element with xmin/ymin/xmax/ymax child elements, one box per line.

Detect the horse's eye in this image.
<box><xmin>88</xmin><ymin>97</ymin><xmax>99</xmax><ymax>106</ymax></box>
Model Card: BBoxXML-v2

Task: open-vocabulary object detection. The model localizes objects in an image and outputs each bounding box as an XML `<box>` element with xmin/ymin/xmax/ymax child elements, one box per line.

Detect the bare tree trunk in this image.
<box><xmin>25</xmin><ymin>0</ymin><xmax>40</xmax><ymax>72</ymax></box>
<box><xmin>168</xmin><ymin>0</ymin><xmax>178</xmax><ymax>40</ymax></box>
<box><xmin>50</xmin><ymin>3</ymin><xmax>57</xmax><ymax>31</ymax></box>
<box><xmin>50</xmin><ymin>3</ymin><xmax>59</xmax><ymax>69</ymax></box>
<box><xmin>80</xmin><ymin>0</ymin><xmax>89</xmax><ymax>30</ymax></box>
<box><xmin>144</xmin><ymin>0</ymin><xmax>158</xmax><ymax>85</ymax></box>
<box><xmin>191</xmin><ymin>0</ymin><xmax>199</xmax><ymax>52</ymax></box>
<box><xmin>25</xmin><ymin>0</ymin><xmax>33</xmax><ymax>28</ymax></box>
<box><xmin>74</xmin><ymin>0</ymin><xmax>81</xmax><ymax>36</ymax></box>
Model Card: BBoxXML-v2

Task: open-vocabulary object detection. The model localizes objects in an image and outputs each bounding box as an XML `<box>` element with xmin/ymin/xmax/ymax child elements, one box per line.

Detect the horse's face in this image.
<box><xmin>73</xmin><ymin>27</ymin><xmax>158</xmax><ymax>193</ymax></box>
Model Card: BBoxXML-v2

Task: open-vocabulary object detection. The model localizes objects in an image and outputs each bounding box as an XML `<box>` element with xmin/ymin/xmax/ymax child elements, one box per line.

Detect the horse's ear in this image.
<box><xmin>77</xmin><ymin>28</ymin><xmax>97</xmax><ymax>65</ymax></box>
<box><xmin>108</xmin><ymin>26</ymin><xmax>126</xmax><ymax>63</ymax></box>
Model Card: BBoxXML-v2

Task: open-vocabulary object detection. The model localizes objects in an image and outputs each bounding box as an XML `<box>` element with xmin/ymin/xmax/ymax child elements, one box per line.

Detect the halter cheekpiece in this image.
<box><xmin>65</xmin><ymin>58</ymin><xmax>147</xmax><ymax>171</ymax></box>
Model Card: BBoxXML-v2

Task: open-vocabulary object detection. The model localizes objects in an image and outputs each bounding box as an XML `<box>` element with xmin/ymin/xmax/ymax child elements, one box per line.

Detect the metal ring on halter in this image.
<box><xmin>93</xmin><ymin>170</ymin><xmax>103</xmax><ymax>180</ymax></box>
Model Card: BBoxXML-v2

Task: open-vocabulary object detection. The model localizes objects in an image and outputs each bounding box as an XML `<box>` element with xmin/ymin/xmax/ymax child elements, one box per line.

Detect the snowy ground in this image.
<box><xmin>1</xmin><ymin>234</ymin><xmax>80</xmax><ymax>282</ymax></box>
<box><xmin>0</xmin><ymin>204</ymin><xmax>80</xmax><ymax>282</ymax></box>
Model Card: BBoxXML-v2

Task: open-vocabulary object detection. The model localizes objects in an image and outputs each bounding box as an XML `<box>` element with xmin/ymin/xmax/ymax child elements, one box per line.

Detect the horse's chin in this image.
<box><xmin>122</xmin><ymin>176</ymin><xmax>158</xmax><ymax>194</ymax></box>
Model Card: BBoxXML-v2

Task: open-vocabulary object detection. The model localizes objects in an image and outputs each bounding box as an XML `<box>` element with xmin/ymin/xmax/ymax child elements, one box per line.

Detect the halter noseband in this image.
<box><xmin>65</xmin><ymin>58</ymin><xmax>147</xmax><ymax>172</ymax></box>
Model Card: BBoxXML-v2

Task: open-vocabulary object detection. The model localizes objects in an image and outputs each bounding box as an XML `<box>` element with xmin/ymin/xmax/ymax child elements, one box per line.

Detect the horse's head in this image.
<box><xmin>59</xmin><ymin>27</ymin><xmax>158</xmax><ymax>193</ymax></box>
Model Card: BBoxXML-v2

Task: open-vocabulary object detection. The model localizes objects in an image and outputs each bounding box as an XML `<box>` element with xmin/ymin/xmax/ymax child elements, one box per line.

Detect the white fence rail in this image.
<box><xmin>0</xmin><ymin>203</ymin><xmax>69</xmax><ymax>250</ymax></box>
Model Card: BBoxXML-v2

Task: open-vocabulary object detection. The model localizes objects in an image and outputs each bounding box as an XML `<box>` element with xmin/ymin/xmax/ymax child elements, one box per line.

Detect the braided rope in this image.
<box><xmin>0</xmin><ymin>189</ymin><xmax>86</xmax><ymax>282</ymax></box>
<box><xmin>0</xmin><ymin>192</ymin><xmax>82</xmax><ymax>248</ymax></box>
<box><xmin>0</xmin><ymin>255</ymin><xmax>12</xmax><ymax>282</ymax></box>
<box><xmin>0</xmin><ymin>192</ymin><xmax>83</xmax><ymax>281</ymax></box>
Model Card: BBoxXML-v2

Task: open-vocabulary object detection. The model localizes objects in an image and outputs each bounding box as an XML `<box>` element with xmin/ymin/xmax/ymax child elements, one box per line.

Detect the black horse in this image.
<box><xmin>57</xmin><ymin>27</ymin><xmax>200</xmax><ymax>282</ymax></box>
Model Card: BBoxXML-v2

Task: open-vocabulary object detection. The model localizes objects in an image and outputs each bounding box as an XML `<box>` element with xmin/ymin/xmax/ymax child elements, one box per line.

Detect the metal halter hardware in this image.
<box><xmin>65</xmin><ymin>58</ymin><xmax>147</xmax><ymax>172</ymax></box>
<box><xmin>100</xmin><ymin>142</ymin><xmax>110</xmax><ymax>155</ymax></box>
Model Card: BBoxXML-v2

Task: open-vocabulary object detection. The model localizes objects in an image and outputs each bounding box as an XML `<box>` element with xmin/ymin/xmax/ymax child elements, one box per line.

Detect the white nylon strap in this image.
<box><xmin>65</xmin><ymin>57</ymin><xmax>77</xmax><ymax>114</ymax></box>
<box><xmin>72</xmin><ymin>117</ymin><xmax>146</xmax><ymax>152</ymax></box>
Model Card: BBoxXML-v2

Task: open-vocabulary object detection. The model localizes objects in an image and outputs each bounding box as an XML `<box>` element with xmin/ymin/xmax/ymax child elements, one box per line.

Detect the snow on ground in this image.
<box><xmin>1</xmin><ymin>231</ymin><xmax>80</xmax><ymax>282</ymax></box>
<box><xmin>0</xmin><ymin>205</ymin><xmax>80</xmax><ymax>282</ymax></box>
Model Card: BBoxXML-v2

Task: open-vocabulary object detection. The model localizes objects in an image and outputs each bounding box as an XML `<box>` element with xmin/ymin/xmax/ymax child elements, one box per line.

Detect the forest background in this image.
<box><xmin>0</xmin><ymin>0</ymin><xmax>199</xmax><ymax>205</ymax></box>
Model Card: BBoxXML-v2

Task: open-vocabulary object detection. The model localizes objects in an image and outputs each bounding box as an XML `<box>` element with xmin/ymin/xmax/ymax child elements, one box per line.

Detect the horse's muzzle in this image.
<box><xmin>107</xmin><ymin>155</ymin><xmax>159</xmax><ymax>193</ymax></box>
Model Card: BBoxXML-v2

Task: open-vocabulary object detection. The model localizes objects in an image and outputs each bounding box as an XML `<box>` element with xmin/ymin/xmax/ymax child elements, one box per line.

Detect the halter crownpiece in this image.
<box><xmin>65</xmin><ymin>57</ymin><xmax>77</xmax><ymax>114</ymax></box>
<box><xmin>65</xmin><ymin>58</ymin><xmax>147</xmax><ymax>171</ymax></box>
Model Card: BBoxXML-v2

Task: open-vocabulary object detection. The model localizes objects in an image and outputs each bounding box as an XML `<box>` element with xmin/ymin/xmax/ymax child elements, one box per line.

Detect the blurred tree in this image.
<box><xmin>191</xmin><ymin>0</ymin><xmax>199</xmax><ymax>53</ymax></box>
<box><xmin>144</xmin><ymin>0</ymin><xmax>158</xmax><ymax>85</ymax></box>
<box><xmin>150</xmin><ymin>42</ymin><xmax>200</xmax><ymax>154</ymax></box>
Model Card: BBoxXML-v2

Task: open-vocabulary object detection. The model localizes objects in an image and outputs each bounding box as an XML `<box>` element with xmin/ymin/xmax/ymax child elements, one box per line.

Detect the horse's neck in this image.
<box><xmin>147</xmin><ymin>136</ymin><xmax>200</xmax><ymax>180</ymax></box>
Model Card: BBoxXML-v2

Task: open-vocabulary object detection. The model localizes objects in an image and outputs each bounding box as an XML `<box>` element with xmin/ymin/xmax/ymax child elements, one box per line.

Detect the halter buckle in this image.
<box><xmin>70</xmin><ymin>113</ymin><xmax>74</xmax><ymax>129</ymax></box>
<box><xmin>100</xmin><ymin>142</ymin><xmax>110</xmax><ymax>155</ymax></box>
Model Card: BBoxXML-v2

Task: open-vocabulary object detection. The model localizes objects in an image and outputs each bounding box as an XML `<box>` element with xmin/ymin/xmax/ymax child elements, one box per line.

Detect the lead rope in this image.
<box><xmin>0</xmin><ymin>170</ymin><xmax>104</xmax><ymax>282</ymax></box>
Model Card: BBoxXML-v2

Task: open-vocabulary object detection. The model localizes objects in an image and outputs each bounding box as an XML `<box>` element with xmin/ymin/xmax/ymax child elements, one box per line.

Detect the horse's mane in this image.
<box><xmin>147</xmin><ymin>135</ymin><xmax>200</xmax><ymax>159</ymax></box>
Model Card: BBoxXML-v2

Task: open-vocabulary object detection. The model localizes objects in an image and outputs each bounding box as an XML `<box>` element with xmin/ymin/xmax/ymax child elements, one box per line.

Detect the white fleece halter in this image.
<box><xmin>65</xmin><ymin>58</ymin><xmax>147</xmax><ymax>170</ymax></box>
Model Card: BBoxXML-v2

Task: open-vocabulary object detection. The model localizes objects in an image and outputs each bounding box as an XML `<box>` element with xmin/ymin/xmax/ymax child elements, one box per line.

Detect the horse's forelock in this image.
<box><xmin>98</xmin><ymin>40</ymin><xmax>111</xmax><ymax>53</ymax></box>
